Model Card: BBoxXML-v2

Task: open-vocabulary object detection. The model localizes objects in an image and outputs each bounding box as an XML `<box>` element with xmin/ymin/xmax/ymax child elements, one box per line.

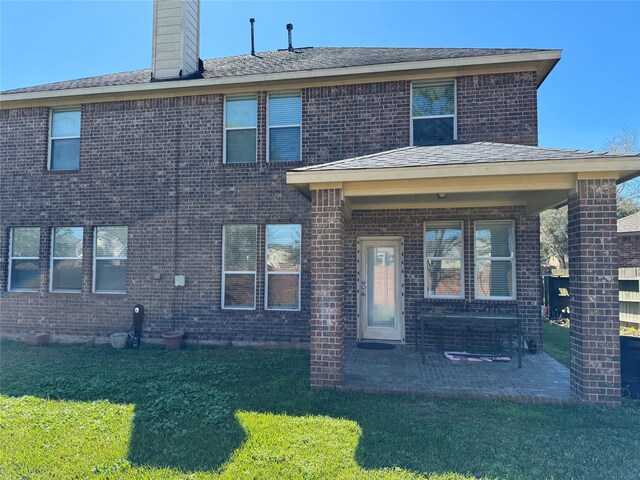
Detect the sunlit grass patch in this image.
<box><xmin>2</xmin><ymin>340</ymin><xmax>640</xmax><ymax>479</ymax></box>
<box><xmin>0</xmin><ymin>396</ymin><xmax>473</xmax><ymax>479</ymax></box>
<box><xmin>0</xmin><ymin>395</ymin><xmax>134</xmax><ymax>478</ymax></box>
<box><xmin>220</xmin><ymin>411</ymin><xmax>435</xmax><ymax>479</ymax></box>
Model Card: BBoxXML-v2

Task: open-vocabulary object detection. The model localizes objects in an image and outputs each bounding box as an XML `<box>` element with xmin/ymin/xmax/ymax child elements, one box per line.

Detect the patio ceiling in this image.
<box><xmin>287</xmin><ymin>142</ymin><xmax>640</xmax><ymax>216</ymax></box>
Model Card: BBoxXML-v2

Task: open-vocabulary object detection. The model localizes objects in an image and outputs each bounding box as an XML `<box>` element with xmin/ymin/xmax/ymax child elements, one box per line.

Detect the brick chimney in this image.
<box><xmin>151</xmin><ymin>0</ymin><xmax>201</xmax><ymax>81</ymax></box>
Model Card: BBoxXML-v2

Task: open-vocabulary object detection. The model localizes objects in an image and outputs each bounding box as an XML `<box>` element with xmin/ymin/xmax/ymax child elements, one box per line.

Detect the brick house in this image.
<box><xmin>619</xmin><ymin>212</ymin><xmax>640</xmax><ymax>268</ymax></box>
<box><xmin>1</xmin><ymin>0</ymin><xmax>639</xmax><ymax>405</ymax></box>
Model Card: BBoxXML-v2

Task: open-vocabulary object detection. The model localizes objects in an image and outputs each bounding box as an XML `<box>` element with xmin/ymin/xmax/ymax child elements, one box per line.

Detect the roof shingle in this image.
<box><xmin>292</xmin><ymin>142</ymin><xmax>636</xmax><ymax>172</ymax></box>
<box><xmin>618</xmin><ymin>212</ymin><xmax>640</xmax><ymax>234</ymax></box>
<box><xmin>2</xmin><ymin>47</ymin><xmax>554</xmax><ymax>95</ymax></box>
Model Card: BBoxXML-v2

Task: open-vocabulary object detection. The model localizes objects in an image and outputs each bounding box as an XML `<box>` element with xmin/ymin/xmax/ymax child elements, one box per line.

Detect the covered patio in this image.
<box><xmin>287</xmin><ymin>142</ymin><xmax>640</xmax><ymax>405</ymax></box>
<box><xmin>344</xmin><ymin>343</ymin><xmax>570</xmax><ymax>403</ymax></box>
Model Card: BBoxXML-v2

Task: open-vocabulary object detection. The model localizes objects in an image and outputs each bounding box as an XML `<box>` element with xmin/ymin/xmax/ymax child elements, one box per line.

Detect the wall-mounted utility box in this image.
<box><xmin>174</xmin><ymin>275</ymin><xmax>186</xmax><ymax>287</ymax></box>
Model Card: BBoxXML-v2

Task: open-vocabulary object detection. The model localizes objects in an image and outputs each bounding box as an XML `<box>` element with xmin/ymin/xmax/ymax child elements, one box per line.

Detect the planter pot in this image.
<box><xmin>110</xmin><ymin>332</ymin><xmax>129</xmax><ymax>349</ymax></box>
<box><xmin>24</xmin><ymin>333</ymin><xmax>50</xmax><ymax>347</ymax></box>
<box><xmin>162</xmin><ymin>331</ymin><xmax>184</xmax><ymax>350</ymax></box>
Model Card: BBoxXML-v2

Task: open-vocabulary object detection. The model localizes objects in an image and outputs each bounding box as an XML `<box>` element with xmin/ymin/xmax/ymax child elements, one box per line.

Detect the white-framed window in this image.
<box><xmin>474</xmin><ymin>220</ymin><xmax>516</xmax><ymax>300</ymax></box>
<box><xmin>49</xmin><ymin>108</ymin><xmax>81</xmax><ymax>170</ymax></box>
<box><xmin>93</xmin><ymin>226</ymin><xmax>128</xmax><ymax>294</ymax></box>
<box><xmin>8</xmin><ymin>227</ymin><xmax>40</xmax><ymax>292</ymax></box>
<box><xmin>224</xmin><ymin>95</ymin><xmax>257</xmax><ymax>164</ymax></box>
<box><xmin>50</xmin><ymin>227</ymin><xmax>83</xmax><ymax>293</ymax></box>
<box><xmin>411</xmin><ymin>81</ymin><xmax>456</xmax><ymax>146</ymax></box>
<box><xmin>222</xmin><ymin>224</ymin><xmax>257</xmax><ymax>309</ymax></box>
<box><xmin>267</xmin><ymin>92</ymin><xmax>302</xmax><ymax>162</ymax></box>
<box><xmin>265</xmin><ymin>224</ymin><xmax>301</xmax><ymax>310</ymax></box>
<box><xmin>424</xmin><ymin>221</ymin><xmax>464</xmax><ymax>299</ymax></box>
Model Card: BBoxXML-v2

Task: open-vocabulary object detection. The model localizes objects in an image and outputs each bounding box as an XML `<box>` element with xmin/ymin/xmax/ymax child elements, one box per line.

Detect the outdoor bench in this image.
<box><xmin>417</xmin><ymin>310</ymin><xmax>524</xmax><ymax>368</ymax></box>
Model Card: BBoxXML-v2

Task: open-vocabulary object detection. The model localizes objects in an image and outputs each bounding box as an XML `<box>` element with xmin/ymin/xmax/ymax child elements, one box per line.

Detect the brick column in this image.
<box><xmin>310</xmin><ymin>188</ymin><xmax>345</xmax><ymax>388</ymax></box>
<box><xmin>568</xmin><ymin>178</ymin><xmax>620</xmax><ymax>405</ymax></box>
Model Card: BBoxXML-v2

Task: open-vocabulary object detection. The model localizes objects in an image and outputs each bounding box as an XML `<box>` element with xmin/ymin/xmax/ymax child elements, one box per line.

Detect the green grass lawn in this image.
<box><xmin>542</xmin><ymin>321</ymin><xmax>570</xmax><ymax>367</ymax></box>
<box><xmin>1</xmin><ymin>340</ymin><xmax>640</xmax><ymax>479</ymax></box>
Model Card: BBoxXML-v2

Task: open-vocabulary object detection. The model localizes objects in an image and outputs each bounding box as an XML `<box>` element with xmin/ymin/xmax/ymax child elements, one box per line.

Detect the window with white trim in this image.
<box><xmin>8</xmin><ymin>227</ymin><xmax>40</xmax><ymax>292</ymax></box>
<box><xmin>474</xmin><ymin>220</ymin><xmax>516</xmax><ymax>300</ymax></box>
<box><xmin>225</xmin><ymin>95</ymin><xmax>257</xmax><ymax>164</ymax></box>
<box><xmin>50</xmin><ymin>227</ymin><xmax>83</xmax><ymax>292</ymax></box>
<box><xmin>412</xmin><ymin>81</ymin><xmax>456</xmax><ymax>146</ymax></box>
<box><xmin>265</xmin><ymin>224</ymin><xmax>301</xmax><ymax>310</ymax></box>
<box><xmin>424</xmin><ymin>221</ymin><xmax>463</xmax><ymax>298</ymax></box>
<box><xmin>49</xmin><ymin>108</ymin><xmax>81</xmax><ymax>170</ymax></box>
<box><xmin>222</xmin><ymin>224</ymin><xmax>257</xmax><ymax>309</ymax></box>
<box><xmin>93</xmin><ymin>226</ymin><xmax>128</xmax><ymax>294</ymax></box>
<box><xmin>268</xmin><ymin>92</ymin><xmax>301</xmax><ymax>162</ymax></box>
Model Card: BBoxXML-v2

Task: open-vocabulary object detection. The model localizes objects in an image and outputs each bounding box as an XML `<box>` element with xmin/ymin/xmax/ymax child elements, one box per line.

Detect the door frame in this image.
<box><xmin>356</xmin><ymin>236</ymin><xmax>405</xmax><ymax>343</ymax></box>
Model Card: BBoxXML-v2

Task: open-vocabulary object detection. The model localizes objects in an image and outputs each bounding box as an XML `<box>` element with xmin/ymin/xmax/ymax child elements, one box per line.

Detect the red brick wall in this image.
<box><xmin>619</xmin><ymin>234</ymin><xmax>640</xmax><ymax>267</ymax></box>
<box><xmin>344</xmin><ymin>207</ymin><xmax>541</xmax><ymax>347</ymax></box>
<box><xmin>457</xmin><ymin>71</ymin><xmax>538</xmax><ymax>146</ymax></box>
<box><xmin>1</xmin><ymin>72</ymin><xmax>540</xmax><ymax>342</ymax></box>
<box><xmin>568</xmin><ymin>179</ymin><xmax>620</xmax><ymax>405</ymax></box>
<box><xmin>310</xmin><ymin>189</ymin><xmax>344</xmax><ymax>386</ymax></box>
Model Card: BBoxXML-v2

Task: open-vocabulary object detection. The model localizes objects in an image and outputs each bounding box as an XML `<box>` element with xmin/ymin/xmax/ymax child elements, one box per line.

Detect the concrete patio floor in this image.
<box><xmin>343</xmin><ymin>343</ymin><xmax>571</xmax><ymax>403</ymax></box>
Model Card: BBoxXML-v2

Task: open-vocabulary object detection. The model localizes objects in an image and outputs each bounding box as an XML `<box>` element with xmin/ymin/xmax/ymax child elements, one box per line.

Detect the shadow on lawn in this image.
<box><xmin>0</xmin><ymin>341</ymin><xmax>250</xmax><ymax>472</ymax></box>
<box><xmin>1</xmin><ymin>340</ymin><xmax>639</xmax><ymax>479</ymax></box>
<box><xmin>0</xmin><ymin>340</ymin><xmax>433</xmax><ymax>475</ymax></box>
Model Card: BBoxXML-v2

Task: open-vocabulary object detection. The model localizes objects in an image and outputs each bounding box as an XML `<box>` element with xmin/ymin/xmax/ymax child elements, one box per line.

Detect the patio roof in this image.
<box><xmin>287</xmin><ymin>142</ymin><xmax>640</xmax><ymax>215</ymax></box>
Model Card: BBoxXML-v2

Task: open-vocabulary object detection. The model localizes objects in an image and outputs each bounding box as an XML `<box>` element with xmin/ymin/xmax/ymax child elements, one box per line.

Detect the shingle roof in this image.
<box><xmin>293</xmin><ymin>142</ymin><xmax>637</xmax><ymax>172</ymax></box>
<box><xmin>618</xmin><ymin>212</ymin><xmax>640</xmax><ymax>234</ymax></box>
<box><xmin>2</xmin><ymin>47</ymin><xmax>553</xmax><ymax>95</ymax></box>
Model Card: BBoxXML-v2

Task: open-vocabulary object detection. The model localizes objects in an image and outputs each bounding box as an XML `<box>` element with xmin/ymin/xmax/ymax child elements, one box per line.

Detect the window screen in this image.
<box><xmin>412</xmin><ymin>82</ymin><xmax>455</xmax><ymax>146</ymax></box>
<box><xmin>475</xmin><ymin>220</ymin><xmax>515</xmax><ymax>299</ymax></box>
<box><xmin>268</xmin><ymin>92</ymin><xmax>301</xmax><ymax>162</ymax></box>
<box><xmin>9</xmin><ymin>227</ymin><xmax>40</xmax><ymax>291</ymax></box>
<box><xmin>424</xmin><ymin>221</ymin><xmax>463</xmax><ymax>298</ymax></box>
<box><xmin>51</xmin><ymin>227</ymin><xmax>83</xmax><ymax>292</ymax></box>
<box><xmin>222</xmin><ymin>225</ymin><xmax>257</xmax><ymax>308</ymax></box>
<box><xmin>50</xmin><ymin>109</ymin><xmax>81</xmax><ymax>170</ymax></box>
<box><xmin>94</xmin><ymin>227</ymin><xmax>128</xmax><ymax>293</ymax></box>
<box><xmin>266</xmin><ymin>224</ymin><xmax>301</xmax><ymax>310</ymax></box>
<box><xmin>225</xmin><ymin>95</ymin><xmax>257</xmax><ymax>164</ymax></box>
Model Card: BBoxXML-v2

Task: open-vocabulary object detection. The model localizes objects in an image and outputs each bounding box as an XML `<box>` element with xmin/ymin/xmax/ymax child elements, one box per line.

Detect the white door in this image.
<box><xmin>357</xmin><ymin>237</ymin><xmax>405</xmax><ymax>342</ymax></box>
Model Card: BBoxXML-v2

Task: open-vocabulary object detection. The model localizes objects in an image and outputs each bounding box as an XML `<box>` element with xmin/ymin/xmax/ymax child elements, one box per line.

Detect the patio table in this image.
<box><xmin>417</xmin><ymin>311</ymin><xmax>523</xmax><ymax>368</ymax></box>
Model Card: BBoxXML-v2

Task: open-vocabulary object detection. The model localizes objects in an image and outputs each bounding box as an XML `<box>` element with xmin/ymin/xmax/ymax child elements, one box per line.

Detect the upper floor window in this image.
<box><xmin>265</xmin><ymin>224</ymin><xmax>301</xmax><ymax>310</ymax></box>
<box><xmin>8</xmin><ymin>227</ymin><xmax>40</xmax><ymax>292</ymax></box>
<box><xmin>225</xmin><ymin>95</ymin><xmax>257</xmax><ymax>164</ymax></box>
<box><xmin>93</xmin><ymin>226</ymin><xmax>128</xmax><ymax>294</ymax></box>
<box><xmin>222</xmin><ymin>224</ymin><xmax>257</xmax><ymax>309</ymax></box>
<box><xmin>412</xmin><ymin>81</ymin><xmax>456</xmax><ymax>146</ymax></box>
<box><xmin>49</xmin><ymin>108</ymin><xmax>81</xmax><ymax>170</ymax></box>
<box><xmin>474</xmin><ymin>220</ymin><xmax>516</xmax><ymax>300</ymax></box>
<box><xmin>268</xmin><ymin>92</ymin><xmax>302</xmax><ymax>162</ymax></box>
<box><xmin>50</xmin><ymin>227</ymin><xmax>83</xmax><ymax>293</ymax></box>
<box><xmin>424</xmin><ymin>221</ymin><xmax>464</xmax><ymax>299</ymax></box>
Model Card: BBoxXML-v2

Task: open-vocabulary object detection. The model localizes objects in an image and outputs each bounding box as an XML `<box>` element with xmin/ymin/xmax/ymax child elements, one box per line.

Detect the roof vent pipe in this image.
<box><xmin>286</xmin><ymin>23</ymin><xmax>294</xmax><ymax>52</ymax></box>
<box><xmin>250</xmin><ymin>18</ymin><xmax>256</xmax><ymax>56</ymax></box>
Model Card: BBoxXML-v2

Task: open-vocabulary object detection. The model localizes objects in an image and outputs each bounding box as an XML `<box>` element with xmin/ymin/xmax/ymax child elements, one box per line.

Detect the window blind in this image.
<box><xmin>475</xmin><ymin>220</ymin><xmax>515</xmax><ymax>299</ymax></box>
<box><xmin>268</xmin><ymin>92</ymin><xmax>301</xmax><ymax>162</ymax></box>
<box><xmin>223</xmin><ymin>224</ymin><xmax>257</xmax><ymax>309</ymax></box>
<box><xmin>51</xmin><ymin>227</ymin><xmax>83</xmax><ymax>292</ymax></box>
<box><xmin>225</xmin><ymin>95</ymin><xmax>257</xmax><ymax>164</ymax></box>
<box><xmin>94</xmin><ymin>226</ymin><xmax>128</xmax><ymax>293</ymax></box>
<box><xmin>9</xmin><ymin>227</ymin><xmax>40</xmax><ymax>291</ymax></box>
